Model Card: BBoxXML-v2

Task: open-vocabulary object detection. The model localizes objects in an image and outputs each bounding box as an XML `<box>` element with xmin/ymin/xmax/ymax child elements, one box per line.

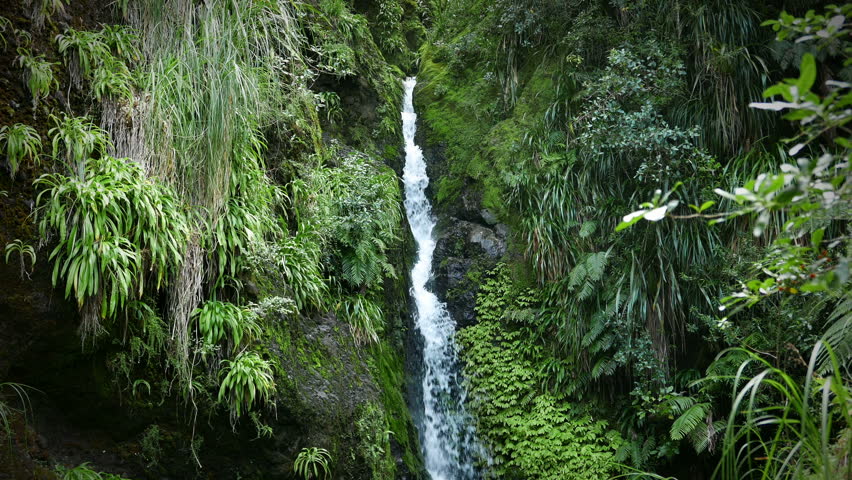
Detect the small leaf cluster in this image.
<box><xmin>217</xmin><ymin>351</ymin><xmax>275</xmax><ymax>423</ymax></box>
<box><xmin>294</xmin><ymin>446</ymin><xmax>332</xmax><ymax>480</ymax></box>
<box><xmin>0</xmin><ymin>123</ymin><xmax>42</xmax><ymax>179</ymax></box>
<box><xmin>14</xmin><ymin>47</ymin><xmax>58</xmax><ymax>110</ymax></box>
<box><xmin>193</xmin><ymin>300</ymin><xmax>258</xmax><ymax>351</ymax></box>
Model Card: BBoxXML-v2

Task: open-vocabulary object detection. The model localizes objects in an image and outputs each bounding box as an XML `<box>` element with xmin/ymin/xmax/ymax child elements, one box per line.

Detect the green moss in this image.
<box><xmin>368</xmin><ymin>343</ymin><xmax>424</xmax><ymax>475</ymax></box>
<box><xmin>383</xmin><ymin>143</ymin><xmax>400</xmax><ymax>161</ymax></box>
<box><xmin>418</xmin><ymin>42</ymin><xmax>559</xmax><ymax>221</ymax></box>
<box><xmin>435</xmin><ymin>176</ymin><xmax>463</xmax><ymax>206</ymax></box>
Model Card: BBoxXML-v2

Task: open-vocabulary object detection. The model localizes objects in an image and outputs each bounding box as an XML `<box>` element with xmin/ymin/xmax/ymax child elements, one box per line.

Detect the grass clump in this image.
<box><xmin>34</xmin><ymin>155</ymin><xmax>189</xmax><ymax>342</ymax></box>
<box><xmin>0</xmin><ymin>123</ymin><xmax>41</xmax><ymax>179</ymax></box>
<box><xmin>294</xmin><ymin>446</ymin><xmax>332</xmax><ymax>480</ymax></box>
<box><xmin>15</xmin><ymin>48</ymin><xmax>58</xmax><ymax>111</ymax></box>
<box><xmin>218</xmin><ymin>351</ymin><xmax>275</xmax><ymax>424</ymax></box>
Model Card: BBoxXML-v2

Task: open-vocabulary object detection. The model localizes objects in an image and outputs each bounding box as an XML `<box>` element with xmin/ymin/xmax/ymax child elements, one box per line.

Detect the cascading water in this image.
<box><xmin>402</xmin><ymin>77</ymin><xmax>482</xmax><ymax>480</ymax></box>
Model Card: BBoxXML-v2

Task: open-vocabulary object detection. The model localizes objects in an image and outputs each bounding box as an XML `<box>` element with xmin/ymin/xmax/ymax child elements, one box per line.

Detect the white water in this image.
<box><xmin>402</xmin><ymin>77</ymin><xmax>481</xmax><ymax>480</ymax></box>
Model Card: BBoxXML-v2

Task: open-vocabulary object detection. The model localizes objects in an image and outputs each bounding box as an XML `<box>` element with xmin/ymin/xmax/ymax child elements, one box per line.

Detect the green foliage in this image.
<box><xmin>55</xmin><ymin>463</ymin><xmax>134</xmax><ymax>480</ymax></box>
<box><xmin>458</xmin><ymin>317</ymin><xmax>624</xmax><ymax>479</ymax></box>
<box><xmin>249</xmin><ymin>230</ymin><xmax>328</xmax><ymax>312</ymax></box>
<box><xmin>193</xmin><ymin>300</ymin><xmax>257</xmax><ymax>350</ymax></box>
<box><xmin>31</xmin><ymin>0</ymin><xmax>66</xmax><ymax>31</ymax></box>
<box><xmin>0</xmin><ymin>123</ymin><xmax>41</xmax><ymax>179</ymax></box>
<box><xmin>368</xmin><ymin>343</ymin><xmax>423</xmax><ymax>473</ymax></box>
<box><xmin>106</xmin><ymin>300</ymin><xmax>170</xmax><ymax>395</ymax></box>
<box><xmin>55</xmin><ymin>25</ymin><xmax>139</xmax><ymax>100</ymax></box>
<box><xmin>763</xmin><ymin>4</ymin><xmax>851</xmax><ymax>57</ymax></box>
<box><xmin>621</xmin><ymin>17</ymin><xmax>851</xmax><ymax>366</ymax></box>
<box><xmin>713</xmin><ymin>342</ymin><xmax>851</xmax><ymax>480</ymax></box>
<box><xmin>0</xmin><ymin>16</ymin><xmax>11</xmax><ymax>48</ymax></box>
<box><xmin>47</xmin><ymin>113</ymin><xmax>111</xmax><ymax>173</ymax></box>
<box><xmin>14</xmin><ymin>47</ymin><xmax>58</xmax><ymax>110</ymax></box>
<box><xmin>34</xmin><ymin>155</ymin><xmax>189</xmax><ymax>340</ymax></box>
<box><xmin>139</xmin><ymin>424</ymin><xmax>162</xmax><ymax>468</ymax></box>
<box><xmin>212</xmin><ymin>155</ymin><xmax>278</xmax><ymax>283</ymax></box>
<box><xmin>505</xmin><ymin>36</ymin><xmax>721</xmax><ymax>408</ymax></box>
<box><xmin>610</xmin><ymin>6</ymin><xmax>852</xmax><ymax>476</ymax></box>
<box><xmin>294</xmin><ymin>446</ymin><xmax>332</xmax><ymax>480</ymax></box>
<box><xmin>217</xmin><ymin>351</ymin><xmax>274</xmax><ymax>422</ymax></box>
<box><xmin>336</xmin><ymin>294</ymin><xmax>384</xmax><ymax>346</ymax></box>
<box><xmin>4</xmin><ymin>239</ymin><xmax>36</xmax><ymax>280</ymax></box>
<box><xmin>0</xmin><ymin>382</ymin><xmax>34</xmax><ymax>444</ymax></box>
<box><xmin>355</xmin><ymin>402</ymin><xmax>395</xmax><ymax>479</ymax></box>
<box><xmin>56</xmin><ymin>27</ymin><xmax>110</xmax><ymax>90</ymax></box>
<box><xmin>458</xmin><ymin>265</ymin><xmax>623</xmax><ymax>479</ymax></box>
<box><xmin>98</xmin><ymin>25</ymin><xmax>141</xmax><ymax>65</ymax></box>
<box><xmin>301</xmin><ymin>153</ymin><xmax>401</xmax><ymax>290</ymax></box>
<box><xmin>91</xmin><ymin>55</ymin><xmax>134</xmax><ymax>102</ymax></box>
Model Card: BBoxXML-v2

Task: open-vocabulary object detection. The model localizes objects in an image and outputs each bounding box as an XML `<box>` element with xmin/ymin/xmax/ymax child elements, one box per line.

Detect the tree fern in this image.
<box><xmin>669</xmin><ymin>402</ymin><xmax>709</xmax><ymax>441</ymax></box>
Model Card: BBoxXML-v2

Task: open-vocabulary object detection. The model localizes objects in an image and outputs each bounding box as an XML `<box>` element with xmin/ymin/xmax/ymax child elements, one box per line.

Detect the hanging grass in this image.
<box><xmin>0</xmin><ymin>123</ymin><xmax>41</xmax><ymax>179</ymax></box>
<box><xmin>35</xmin><ymin>155</ymin><xmax>189</xmax><ymax>342</ymax></box>
<box><xmin>217</xmin><ymin>351</ymin><xmax>275</xmax><ymax>424</ymax></box>
<box><xmin>14</xmin><ymin>48</ymin><xmax>58</xmax><ymax>111</ymax></box>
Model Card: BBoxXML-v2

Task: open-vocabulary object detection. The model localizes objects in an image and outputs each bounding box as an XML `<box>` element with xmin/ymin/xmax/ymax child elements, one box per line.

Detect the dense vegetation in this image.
<box><xmin>417</xmin><ymin>1</ymin><xmax>850</xmax><ymax>479</ymax></box>
<box><xmin>0</xmin><ymin>0</ymin><xmax>426</xmax><ymax>478</ymax></box>
<box><xmin>0</xmin><ymin>0</ymin><xmax>849</xmax><ymax>479</ymax></box>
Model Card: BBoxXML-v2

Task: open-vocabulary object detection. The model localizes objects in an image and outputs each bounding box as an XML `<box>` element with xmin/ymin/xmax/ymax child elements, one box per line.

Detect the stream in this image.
<box><xmin>401</xmin><ymin>77</ymin><xmax>482</xmax><ymax>480</ymax></box>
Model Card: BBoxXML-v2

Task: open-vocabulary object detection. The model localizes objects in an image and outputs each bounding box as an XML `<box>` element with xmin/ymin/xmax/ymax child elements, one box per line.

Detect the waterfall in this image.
<box><xmin>402</xmin><ymin>77</ymin><xmax>481</xmax><ymax>480</ymax></box>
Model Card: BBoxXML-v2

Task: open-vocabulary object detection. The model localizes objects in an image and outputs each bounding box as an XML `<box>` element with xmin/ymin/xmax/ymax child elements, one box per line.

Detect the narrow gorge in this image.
<box><xmin>0</xmin><ymin>1</ymin><xmax>849</xmax><ymax>480</ymax></box>
<box><xmin>402</xmin><ymin>77</ymin><xmax>481</xmax><ymax>480</ymax></box>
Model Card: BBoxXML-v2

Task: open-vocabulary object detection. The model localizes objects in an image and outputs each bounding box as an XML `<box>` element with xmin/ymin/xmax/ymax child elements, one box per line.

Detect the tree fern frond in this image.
<box><xmin>670</xmin><ymin>402</ymin><xmax>709</xmax><ymax>441</ymax></box>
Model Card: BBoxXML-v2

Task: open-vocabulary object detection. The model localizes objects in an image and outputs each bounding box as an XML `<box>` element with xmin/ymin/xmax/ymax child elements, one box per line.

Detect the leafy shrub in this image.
<box><xmin>0</xmin><ymin>123</ymin><xmax>41</xmax><ymax>179</ymax></box>
<box><xmin>294</xmin><ymin>446</ymin><xmax>332</xmax><ymax>480</ymax></box>
<box><xmin>301</xmin><ymin>153</ymin><xmax>401</xmax><ymax>290</ymax></box>
<box><xmin>47</xmin><ymin>113</ymin><xmax>111</xmax><ymax>172</ymax></box>
<box><xmin>34</xmin><ymin>155</ymin><xmax>189</xmax><ymax>340</ymax></box>
<box><xmin>218</xmin><ymin>351</ymin><xmax>274</xmax><ymax>422</ymax></box>
<box><xmin>193</xmin><ymin>300</ymin><xmax>257</xmax><ymax>350</ymax></box>
<box><xmin>15</xmin><ymin>48</ymin><xmax>57</xmax><ymax>110</ymax></box>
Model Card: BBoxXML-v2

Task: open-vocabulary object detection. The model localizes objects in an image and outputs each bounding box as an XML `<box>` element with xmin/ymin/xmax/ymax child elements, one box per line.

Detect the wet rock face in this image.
<box><xmin>413</xmin><ymin>100</ymin><xmax>510</xmax><ymax>331</ymax></box>
<box><xmin>432</xmin><ymin>219</ymin><xmax>507</xmax><ymax>329</ymax></box>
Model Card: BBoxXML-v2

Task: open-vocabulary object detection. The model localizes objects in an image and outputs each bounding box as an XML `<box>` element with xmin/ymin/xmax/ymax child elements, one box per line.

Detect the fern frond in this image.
<box><xmin>670</xmin><ymin>402</ymin><xmax>709</xmax><ymax>441</ymax></box>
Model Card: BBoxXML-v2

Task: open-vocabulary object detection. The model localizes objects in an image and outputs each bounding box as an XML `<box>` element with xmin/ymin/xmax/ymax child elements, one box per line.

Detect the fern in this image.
<box><xmin>669</xmin><ymin>402</ymin><xmax>709</xmax><ymax>441</ymax></box>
